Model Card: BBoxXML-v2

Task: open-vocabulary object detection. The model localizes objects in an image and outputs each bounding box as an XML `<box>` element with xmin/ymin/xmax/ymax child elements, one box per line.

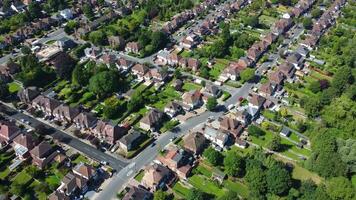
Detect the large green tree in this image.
<box><xmin>224</xmin><ymin>151</ymin><xmax>244</xmax><ymax>177</ymax></box>
<box><xmin>89</xmin><ymin>71</ymin><xmax>119</xmax><ymax>97</ymax></box>
<box><xmin>203</xmin><ymin>147</ymin><xmax>223</xmax><ymax>166</ymax></box>
<box><xmin>206</xmin><ymin>97</ymin><xmax>218</xmax><ymax>111</ymax></box>
<box><xmin>245</xmin><ymin>166</ymin><xmax>267</xmax><ymax>197</ymax></box>
<box><xmin>326</xmin><ymin>177</ymin><xmax>355</xmax><ymax>200</ymax></box>
<box><xmin>240</xmin><ymin>68</ymin><xmax>255</xmax><ymax>82</ymax></box>
<box><xmin>266</xmin><ymin>164</ymin><xmax>292</xmax><ymax>195</ymax></box>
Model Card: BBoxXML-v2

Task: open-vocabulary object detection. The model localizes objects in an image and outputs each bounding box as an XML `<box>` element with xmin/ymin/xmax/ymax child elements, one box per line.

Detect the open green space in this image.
<box><xmin>182</xmin><ymin>82</ymin><xmax>202</xmax><ymax>92</ymax></box>
<box><xmin>8</xmin><ymin>82</ymin><xmax>21</xmax><ymax>94</ymax></box>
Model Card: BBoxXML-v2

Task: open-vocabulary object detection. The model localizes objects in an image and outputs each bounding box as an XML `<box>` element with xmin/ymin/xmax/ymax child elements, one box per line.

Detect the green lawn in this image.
<box><xmin>292</xmin><ymin>163</ymin><xmax>323</xmax><ymax>184</ymax></box>
<box><xmin>209</xmin><ymin>59</ymin><xmax>229</xmax><ymax>80</ymax></box>
<box><xmin>134</xmin><ymin>170</ymin><xmax>144</xmax><ymax>182</ymax></box>
<box><xmin>223</xmin><ymin>179</ymin><xmax>249</xmax><ymax>198</ymax></box>
<box><xmin>12</xmin><ymin>170</ymin><xmax>32</xmax><ymax>185</ymax></box>
<box><xmin>182</xmin><ymin>82</ymin><xmax>202</xmax><ymax>92</ymax></box>
<box><xmin>172</xmin><ymin>181</ymin><xmax>191</xmax><ymax>198</ymax></box>
<box><xmin>195</xmin><ymin>165</ymin><xmax>212</xmax><ymax>178</ymax></box>
<box><xmin>352</xmin><ymin>175</ymin><xmax>356</xmax><ymax>187</ymax></box>
<box><xmin>0</xmin><ymin>167</ymin><xmax>10</xmax><ymax>179</ymax></box>
<box><xmin>72</xmin><ymin>154</ymin><xmax>90</xmax><ymax>165</ymax></box>
<box><xmin>188</xmin><ymin>175</ymin><xmax>225</xmax><ymax>198</ymax></box>
<box><xmin>8</xmin><ymin>82</ymin><xmax>21</xmax><ymax>94</ymax></box>
<box><xmin>222</xmin><ymin>91</ymin><xmax>232</xmax><ymax>101</ymax></box>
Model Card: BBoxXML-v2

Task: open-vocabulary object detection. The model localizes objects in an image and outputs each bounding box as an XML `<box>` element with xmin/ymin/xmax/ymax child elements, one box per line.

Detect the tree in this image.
<box><xmin>89</xmin><ymin>71</ymin><xmax>119</xmax><ymax>97</ymax></box>
<box><xmin>127</xmin><ymin>90</ymin><xmax>145</xmax><ymax>112</ymax></box>
<box><xmin>245</xmin><ymin>166</ymin><xmax>267</xmax><ymax>196</ymax></box>
<box><xmin>309</xmin><ymin>81</ymin><xmax>321</xmax><ymax>93</ymax></box>
<box><xmin>299</xmin><ymin>180</ymin><xmax>331</xmax><ymax>200</ymax></box>
<box><xmin>243</xmin><ymin>15</ymin><xmax>259</xmax><ymax>28</ymax></box>
<box><xmin>311</xmin><ymin>8</ymin><xmax>323</xmax><ymax>19</ymax></box>
<box><xmin>240</xmin><ymin>68</ymin><xmax>255</xmax><ymax>82</ymax></box>
<box><xmin>21</xmin><ymin>46</ymin><xmax>32</xmax><ymax>55</ymax></box>
<box><xmin>53</xmin><ymin>53</ymin><xmax>76</xmax><ymax>79</ymax></box>
<box><xmin>89</xmin><ymin>30</ymin><xmax>107</xmax><ymax>45</ymax></box>
<box><xmin>331</xmin><ymin>67</ymin><xmax>353</xmax><ymax>92</ymax></box>
<box><xmin>174</xmin><ymin>69</ymin><xmax>182</xmax><ymax>79</ymax></box>
<box><xmin>203</xmin><ymin>147</ymin><xmax>223</xmax><ymax>166</ymax></box>
<box><xmin>187</xmin><ymin>189</ymin><xmax>208</xmax><ymax>200</ymax></box>
<box><xmin>200</xmin><ymin>66</ymin><xmax>210</xmax><ymax>79</ymax></box>
<box><xmin>218</xmin><ymin>190</ymin><xmax>239</xmax><ymax>200</ymax></box>
<box><xmin>224</xmin><ymin>151</ymin><xmax>244</xmax><ymax>177</ymax></box>
<box><xmin>154</xmin><ymin>190</ymin><xmax>168</xmax><ymax>200</ymax></box>
<box><xmin>267</xmin><ymin>135</ymin><xmax>282</xmax><ymax>152</ymax></box>
<box><xmin>83</xmin><ymin>4</ymin><xmax>95</xmax><ymax>20</ymax></box>
<box><xmin>2</xmin><ymin>0</ymin><xmax>11</xmax><ymax>12</ymax></box>
<box><xmin>326</xmin><ymin>177</ymin><xmax>355</xmax><ymax>200</ymax></box>
<box><xmin>303</xmin><ymin>18</ymin><xmax>313</xmax><ymax>30</ymax></box>
<box><xmin>0</xmin><ymin>81</ymin><xmax>9</xmax><ymax>100</ymax></box>
<box><xmin>28</xmin><ymin>2</ymin><xmax>42</xmax><ymax>19</ymax></box>
<box><xmin>248</xmin><ymin>125</ymin><xmax>265</xmax><ymax>137</ymax></box>
<box><xmin>72</xmin><ymin>63</ymin><xmax>92</xmax><ymax>87</ymax></box>
<box><xmin>266</xmin><ymin>164</ymin><xmax>292</xmax><ymax>195</ymax></box>
<box><xmin>300</xmin><ymin>96</ymin><xmax>322</xmax><ymax>117</ymax></box>
<box><xmin>206</xmin><ymin>97</ymin><xmax>218</xmax><ymax>111</ymax></box>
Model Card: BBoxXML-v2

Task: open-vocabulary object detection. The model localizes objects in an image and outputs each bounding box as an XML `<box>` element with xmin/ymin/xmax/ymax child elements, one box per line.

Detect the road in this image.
<box><xmin>0</xmin><ymin>103</ymin><xmax>128</xmax><ymax>171</ymax></box>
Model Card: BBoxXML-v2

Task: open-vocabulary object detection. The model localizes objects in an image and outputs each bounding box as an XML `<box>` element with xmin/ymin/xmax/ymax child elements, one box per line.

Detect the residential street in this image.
<box><xmin>0</xmin><ymin>102</ymin><xmax>128</xmax><ymax>171</ymax></box>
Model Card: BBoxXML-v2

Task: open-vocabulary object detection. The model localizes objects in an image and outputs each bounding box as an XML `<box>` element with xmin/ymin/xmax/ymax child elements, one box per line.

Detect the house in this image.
<box><xmin>280</xmin><ymin>126</ymin><xmax>291</xmax><ymax>137</ymax></box>
<box><xmin>108</xmin><ymin>36</ymin><xmax>125</xmax><ymax>50</ymax></box>
<box><xmin>164</xmin><ymin>101</ymin><xmax>182</xmax><ymax>118</ymax></box>
<box><xmin>220</xmin><ymin>65</ymin><xmax>240</xmax><ymax>81</ymax></box>
<box><xmin>141</xmin><ymin>163</ymin><xmax>172</xmax><ymax>192</ymax></box>
<box><xmin>263</xmin><ymin>33</ymin><xmax>278</xmax><ymax>45</ymax></box>
<box><xmin>60</xmin><ymin>9</ymin><xmax>74</xmax><ymax>20</ymax></box>
<box><xmin>125</xmin><ymin>42</ymin><xmax>142</xmax><ymax>54</ymax></box>
<box><xmin>17</xmin><ymin>87</ymin><xmax>40</xmax><ymax>105</ymax></box>
<box><xmin>55</xmin><ymin>37</ymin><xmax>77</xmax><ymax>51</ymax></box>
<box><xmin>92</xmin><ymin>120</ymin><xmax>126</xmax><ymax>145</ymax></box>
<box><xmin>118</xmin><ymin>130</ymin><xmax>142</xmax><ymax>152</ymax></box>
<box><xmin>73</xmin><ymin>112</ymin><xmax>97</xmax><ymax>130</ymax></box>
<box><xmin>259</xmin><ymin>81</ymin><xmax>276</xmax><ymax>97</ymax></box>
<box><xmin>122</xmin><ymin>185</ymin><xmax>152</xmax><ymax>200</ymax></box>
<box><xmin>202</xmin><ymin>126</ymin><xmax>229</xmax><ymax>148</ymax></box>
<box><xmin>171</xmin><ymin>79</ymin><xmax>183</xmax><ymax>91</ymax></box>
<box><xmin>0</xmin><ymin>121</ymin><xmax>21</xmax><ymax>144</ymax></box>
<box><xmin>131</xmin><ymin>64</ymin><xmax>149</xmax><ymax>79</ymax></box>
<box><xmin>186</xmin><ymin>58</ymin><xmax>200</xmax><ymax>71</ymax></box>
<box><xmin>49</xmin><ymin>190</ymin><xmax>70</xmax><ymax>200</ymax></box>
<box><xmin>30</xmin><ymin>141</ymin><xmax>58</xmax><ymax>169</ymax></box>
<box><xmin>145</xmin><ymin>68</ymin><xmax>168</xmax><ymax>82</ymax></box>
<box><xmin>279</xmin><ymin>62</ymin><xmax>296</xmax><ymax>78</ymax></box>
<box><xmin>84</xmin><ymin>46</ymin><xmax>102</xmax><ymax>59</ymax></box>
<box><xmin>100</xmin><ymin>53</ymin><xmax>117</xmax><ymax>66</ymax></box>
<box><xmin>272</xmin><ymin>18</ymin><xmax>293</xmax><ymax>35</ymax></box>
<box><xmin>235</xmin><ymin>138</ymin><xmax>248</xmax><ymax>149</ymax></box>
<box><xmin>286</xmin><ymin>52</ymin><xmax>304</xmax><ymax>69</ymax></box>
<box><xmin>249</xmin><ymin>94</ymin><xmax>266</xmax><ymax>109</ymax></box>
<box><xmin>53</xmin><ymin>104</ymin><xmax>80</xmax><ymax>124</ymax></box>
<box><xmin>296</xmin><ymin>45</ymin><xmax>309</xmax><ymax>57</ymax></box>
<box><xmin>139</xmin><ymin>109</ymin><xmax>165</xmax><ymax>131</ymax></box>
<box><xmin>234</xmin><ymin>109</ymin><xmax>251</xmax><ymax>126</ymax></box>
<box><xmin>116</xmin><ymin>58</ymin><xmax>134</xmax><ymax>71</ymax></box>
<box><xmin>73</xmin><ymin>162</ymin><xmax>98</xmax><ymax>181</ymax></box>
<box><xmin>182</xmin><ymin>90</ymin><xmax>202</xmax><ymax>110</ymax></box>
<box><xmin>201</xmin><ymin>84</ymin><xmax>221</xmax><ymax>98</ymax></box>
<box><xmin>57</xmin><ymin>172</ymin><xmax>88</xmax><ymax>196</ymax></box>
<box><xmin>183</xmin><ymin>132</ymin><xmax>206</xmax><ymax>155</ymax></box>
<box><xmin>268</xmin><ymin>70</ymin><xmax>285</xmax><ymax>85</ymax></box>
<box><xmin>167</xmin><ymin>53</ymin><xmax>181</xmax><ymax>66</ymax></box>
<box><xmin>12</xmin><ymin>133</ymin><xmax>36</xmax><ymax>159</ymax></box>
<box><xmin>0</xmin><ymin>61</ymin><xmax>20</xmax><ymax>78</ymax></box>
<box><xmin>219</xmin><ymin>116</ymin><xmax>243</xmax><ymax>139</ymax></box>
<box><xmin>158</xmin><ymin>147</ymin><xmax>193</xmax><ymax>179</ymax></box>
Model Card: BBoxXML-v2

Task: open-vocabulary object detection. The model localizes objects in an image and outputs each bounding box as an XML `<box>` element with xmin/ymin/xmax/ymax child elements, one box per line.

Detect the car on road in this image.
<box><xmin>227</xmin><ymin>104</ymin><xmax>235</xmax><ymax>110</ymax></box>
<box><xmin>151</xmin><ymin>142</ymin><xmax>156</xmax><ymax>147</ymax></box>
<box><xmin>100</xmin><ymin>161</ymin><xmax>108</xmax><ymax>165</ymax></box>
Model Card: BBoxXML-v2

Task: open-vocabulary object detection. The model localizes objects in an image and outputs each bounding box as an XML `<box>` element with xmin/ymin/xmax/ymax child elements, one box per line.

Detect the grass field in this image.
<box><xmin>8</xmin><ymin>82</ymin><xmax>21</xmax><ymax>94</ymax></box>
<box><xmin>223</xmin><ymin>179</ymin><xmax>249</xmax><ymax>198</ymax></box>
<box><xmin>134</xmin><ymin>170</ymin><xmax>144</xmax><ymax>182</ymax></box>
<box><xmin>182</xmin><ymin>82</ymin><xmax>202</xmax><ymax>92</ymax></box>
<box><xmin>188</xmin><ymin>174</ymin><xmax>225</xmax><ymax>198</ymax></box>
<box><xmin>172</xmin><ymin>181</ymin><xmax>191</xmax><ymax>199</ymax></box>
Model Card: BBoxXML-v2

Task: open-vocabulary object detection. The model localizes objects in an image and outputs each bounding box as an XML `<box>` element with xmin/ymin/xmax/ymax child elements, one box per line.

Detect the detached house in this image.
<box><xmin>117</xmin><ymin>58</ymin><xmax>134</xmax><ymax>71</ymax></box>
<box><xmin>123</xmin><ymin>185</ymin><xmax>152</xmax><ymax>200</ymax></box>
<box><xmin>259</xmin><ymin>81</ymin><xmax>276</xmax><ymax>97</ymax></box>
<box><xmin>118</xmin><ymin>130</ymin><xmax>142</xmax><ymax>152</ymax></box>
<box><xmin>158</xmin><ymin>147</ymin><xmax>193</xmax><ymax>179</ymax></box>
<box><xmin>249</xmin><ymin>94</ymin><xmax>266</xmax><ymax>110</ymax></box>
<box><xmin>279</xmin><ymin>62</ymin><xmax>296</xmax><ymax>79</ymax></box>
<box><xmin>164</xmin><ymin>101</ymin><xmax>182</xmax><ymax>118</ymax></box>
<box><xmin>182</xmin><ymin>90</ymin><xmax>202</xmax><ymax>111</ymax></box>
<box><xmin>125</xmin><ymin>42</ymin><xmax>142</xmax><ymax>54</ymax></box>
<box><xmin>73</xmin><ymin>162</ymin><xmax>98</xmax><ymax>181</ymax></box>
<box><xmin>141</xmin><ymin>163</ymin><xmax>172</xmax><ymax>192</ymax></box>
<box><xmin>30</xmin><ymin>141</ymin><xmax>58</xmax><ymax>169</ymax></box>
<box><xmin>144</xmin><ymin>68</ymin><xmax>168</xmax><ymax>82</ymax></box>
<box><xmin>202</xmin><ymin>125</ymin><xmax>229</xmax><ymax>149</ymax></box>
<box><xmin>286</xmin><ymin>52</ymin><xmax>304</xmax><ymax>69</ymax></box>
<box><xmin>140</xmin><ymin>109</ymin><xmax>165</xmax><ymax>131</ymax></box>
<box><xmin>268</xmin><ymin>70</ymin><xmax>285</xmax><ymax>86</ymax></box>
<box><xmin>131</xmin><ymin>64</ymin><xmax>149</xmax><ymax>79</ymax></box>
<box><xmin>183</xmin><ymin>131</ymin><xmax>206</xmax><ymax>155</ymax></box>
<box><xmin>57</xmin><ymin>172</ymin><xmax>87</xmax><ymax>196</ymax></box>
<box><xmin>201</xmin><ymin>84</ymin><xmax>221</xmax><ymax>98</ymax></box>
<box><xmin>186</xmin><ymin>58</ymin><xmax>200</xmax><ymax>72</ymax></box>
<box><xmin>219</xmin><ymin>116</ymin><xmax>243</xmax><ymax>139</ymax></box>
